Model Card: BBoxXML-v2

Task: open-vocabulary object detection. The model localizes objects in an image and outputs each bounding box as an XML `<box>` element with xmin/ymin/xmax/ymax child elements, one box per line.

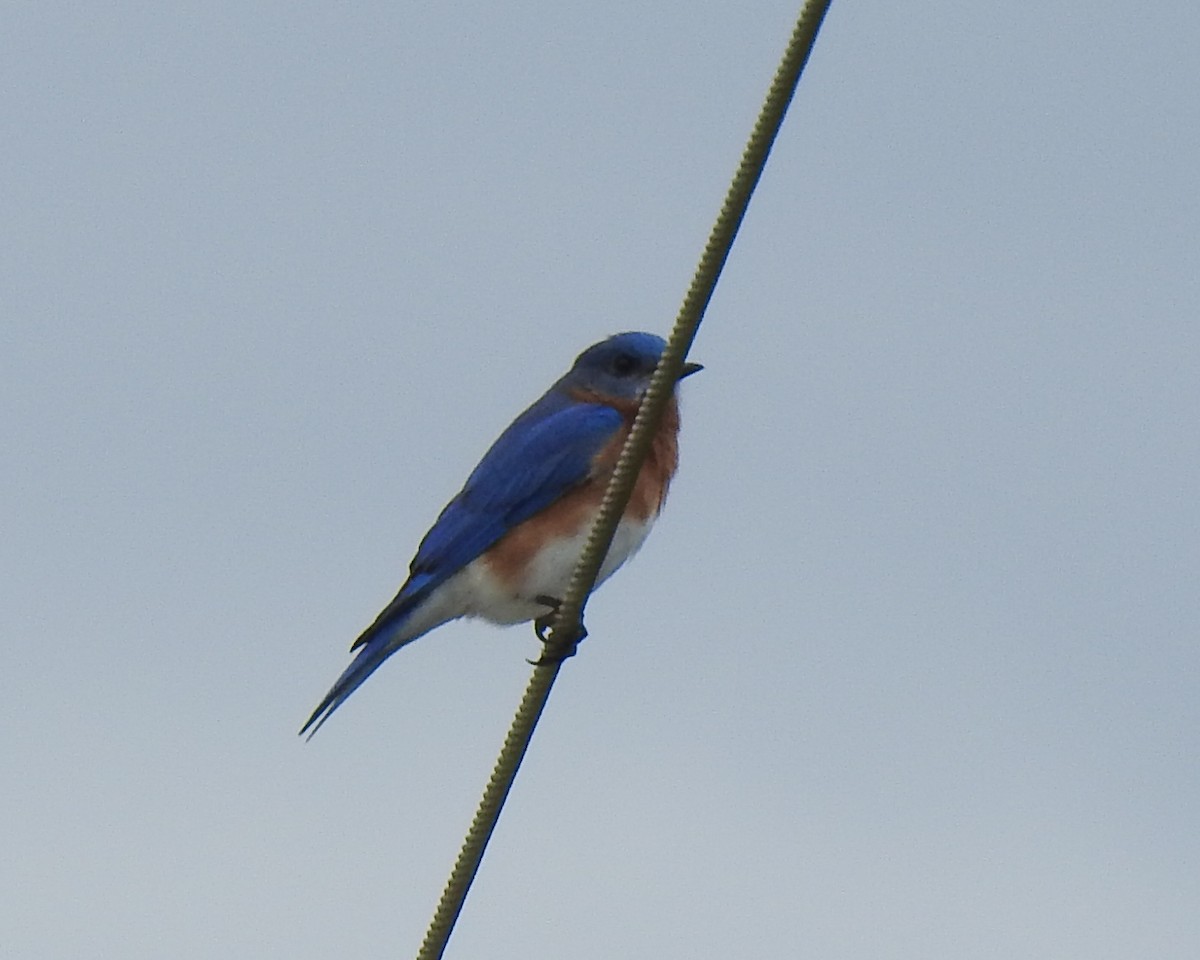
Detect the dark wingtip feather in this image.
<box><xmin>299</xmin><ymin>635</ymin><xmax>403</xmax><ymax>740</ymax></box>
<box><xmin>299</xmin><ymin>690</ymin><xmax>341</xmax><ymax>740</ymax></box>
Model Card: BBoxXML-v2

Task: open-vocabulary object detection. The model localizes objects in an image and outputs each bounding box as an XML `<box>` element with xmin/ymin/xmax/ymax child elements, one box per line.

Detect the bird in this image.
<box><xmin>301</xmin><ymin>331</ymin><xmax>701</xmax><ymax>737</ymax></box>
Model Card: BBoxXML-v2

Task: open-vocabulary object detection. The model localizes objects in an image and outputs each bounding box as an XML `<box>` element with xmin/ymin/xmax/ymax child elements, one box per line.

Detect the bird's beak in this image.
<box><xmin>679</xmin><ymin>361</ymin><xmax>704</xmax><ymax>380</ymax></box>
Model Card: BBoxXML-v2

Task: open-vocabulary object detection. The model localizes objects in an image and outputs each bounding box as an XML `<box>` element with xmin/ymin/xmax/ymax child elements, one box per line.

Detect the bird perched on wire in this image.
<box><xmin>301</xmin><ymin>331</ymin><xmax>701</xmax><ymax>737</ymax></box>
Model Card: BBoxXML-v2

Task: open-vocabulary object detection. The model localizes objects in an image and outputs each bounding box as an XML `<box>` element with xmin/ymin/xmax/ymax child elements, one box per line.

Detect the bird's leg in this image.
<box><xmin>532</xmin><ymin>596</ymin><xmax>558</xmax><ymax>644</ymax></box>
<box><xmin>530</xmin><ymin>595</ymin><xmax>588</xmax><ymax>664</ymax></box>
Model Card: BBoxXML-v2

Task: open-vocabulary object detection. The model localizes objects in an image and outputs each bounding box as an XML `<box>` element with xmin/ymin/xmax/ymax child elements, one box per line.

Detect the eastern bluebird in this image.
<box><xmin>301</xmin><ymin>331</ymin><xmax>701</xmax><ymax>736</ymax></box>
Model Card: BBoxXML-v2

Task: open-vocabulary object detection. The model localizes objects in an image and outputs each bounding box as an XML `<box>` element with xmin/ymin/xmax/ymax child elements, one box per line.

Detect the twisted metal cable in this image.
<box><xmin>416</xmin><ymin>4</ymin><xmax>833</xmax><ymax>957</ymax></box>
<box><xmin>415</xmin><ymin>661</ymin><xmax>561</xmax><ymax>960</ymax></box>
<box><xmin>546</xmin><ymin>0</ymin><xmax>833</xmax><ymax>657</ymax></box>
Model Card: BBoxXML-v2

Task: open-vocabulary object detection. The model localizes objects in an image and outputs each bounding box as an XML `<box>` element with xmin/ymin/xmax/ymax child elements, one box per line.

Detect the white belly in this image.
<box><xmin>405</xmin><ymin>516</ymin><xmax>654</xmax><ymax>634</ymax></box>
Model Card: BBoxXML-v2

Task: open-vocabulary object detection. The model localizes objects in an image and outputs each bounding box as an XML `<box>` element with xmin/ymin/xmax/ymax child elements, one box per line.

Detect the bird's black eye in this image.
<box><xmin>610</xmin><ymin>352</ymin><xmax>639</xmax><ymax>377</ymax></box>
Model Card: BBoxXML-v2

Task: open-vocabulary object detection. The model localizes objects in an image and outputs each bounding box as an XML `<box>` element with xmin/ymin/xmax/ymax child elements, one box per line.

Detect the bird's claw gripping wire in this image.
<box><xmin>529</xmin><ymin>595</ymin><xmax>587</xmax><ymax>664</ymax></box>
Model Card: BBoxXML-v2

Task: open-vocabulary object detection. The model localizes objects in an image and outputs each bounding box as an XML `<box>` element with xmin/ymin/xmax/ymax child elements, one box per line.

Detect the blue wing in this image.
<box><xmin>358</xmin><ymin>396</ymin><xmax>623</xmax><ymax>641</ymax></box>
<box><xmin>413</xmin><ymin>400</ymin><xmax>622</xmax><ymax>582</ymax></box>
<box><xmin>300</xmin><ymin>396</ymin><xmax>622</xmax><ymax>738</ymax></box>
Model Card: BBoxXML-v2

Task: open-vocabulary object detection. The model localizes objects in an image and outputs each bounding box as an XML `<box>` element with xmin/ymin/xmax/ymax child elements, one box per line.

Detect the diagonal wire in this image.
<box><xmin>416</xmin><ymin>3</ymin><xmax>833</xmax><ymax>958</ymax></box>
<box><xmin>547</xmin><ymin>0</ymin><xmax>833</xmax><ymax>654</ymax></box>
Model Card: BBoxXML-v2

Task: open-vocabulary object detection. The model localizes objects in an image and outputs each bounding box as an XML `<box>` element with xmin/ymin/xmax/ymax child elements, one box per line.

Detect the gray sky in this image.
<box><xmin>4</xmin><ymin>2</ymin><xmax>1198</xmax><ymax>957</ymax></box>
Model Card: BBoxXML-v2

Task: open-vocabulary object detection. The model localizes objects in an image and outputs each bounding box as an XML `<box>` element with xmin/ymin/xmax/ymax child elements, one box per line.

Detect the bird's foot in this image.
<box><xmin>529</xmin><ymin>595</ymin><xmax>587</xmax><ymax>665</ymax></box>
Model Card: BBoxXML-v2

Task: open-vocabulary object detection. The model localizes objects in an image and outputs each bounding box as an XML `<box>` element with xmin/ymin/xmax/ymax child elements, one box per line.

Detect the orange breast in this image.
<box><xmin>482</xmin><ymin>394</ymin><xmax>682</xmax><ymax>589</ymax></box>
<box><xmin>606</xmin><ymin>395</ymin><xmax>680</xmax><ymax>523</ymax></box>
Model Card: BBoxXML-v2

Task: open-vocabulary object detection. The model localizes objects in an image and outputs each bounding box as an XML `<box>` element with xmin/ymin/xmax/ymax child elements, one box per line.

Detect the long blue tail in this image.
<box><xmin>300</xmin><ymin>622</ymin><xmax>413</xmax><ymax>739</ymax></box>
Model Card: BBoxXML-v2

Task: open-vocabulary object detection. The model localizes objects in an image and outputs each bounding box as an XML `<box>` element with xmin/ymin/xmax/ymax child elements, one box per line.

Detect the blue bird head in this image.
<box><xmin>560</xmin><ymin>332</ymin><xmax>703</xmax><ymax>401</ymax></box>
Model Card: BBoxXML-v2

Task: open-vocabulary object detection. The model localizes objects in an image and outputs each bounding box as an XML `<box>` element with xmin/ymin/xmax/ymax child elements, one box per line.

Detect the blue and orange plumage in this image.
<box><xmin>301</xmin><ymin>332</ymin><xmax>701</xmax><ymax>737</ymax></box>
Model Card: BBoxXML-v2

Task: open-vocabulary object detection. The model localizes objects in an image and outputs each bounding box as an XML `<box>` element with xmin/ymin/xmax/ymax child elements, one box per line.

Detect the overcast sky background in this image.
<box><xmin>4</xmin><ymin>2</ymin><xmax>1198</xmax><ymax>958</ymax></box>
